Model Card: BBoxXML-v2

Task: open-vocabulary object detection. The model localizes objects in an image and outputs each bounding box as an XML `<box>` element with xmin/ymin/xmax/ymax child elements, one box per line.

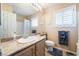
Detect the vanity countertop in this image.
<box><xmin>1</xmin><ymin>35</ymin><xmax>46</xmax><ymax>56</ymax></box>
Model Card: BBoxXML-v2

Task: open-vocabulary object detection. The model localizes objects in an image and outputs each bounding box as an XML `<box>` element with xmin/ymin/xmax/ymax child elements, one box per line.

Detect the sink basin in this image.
<box><xmin>17</xmin><ymin>35</ymin><xmax>41</xmax><ymax>43</ymax></box>
<box><xmin>17</xmin><ymin>38</ymin><xmax>35</xmax><ymax>43</ymax></box>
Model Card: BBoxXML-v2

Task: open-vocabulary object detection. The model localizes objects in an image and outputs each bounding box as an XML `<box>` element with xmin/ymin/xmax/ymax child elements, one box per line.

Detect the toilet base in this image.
<box><xmin>47</xmin><ymin>46</ymin><xmax>53</xmax><ymax>52</ymax></box>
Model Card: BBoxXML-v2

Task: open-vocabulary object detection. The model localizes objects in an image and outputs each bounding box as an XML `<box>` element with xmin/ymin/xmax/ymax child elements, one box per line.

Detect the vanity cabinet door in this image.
<box><xmin>35</xmin><ymin>39</ymin><xmax>45</xmax><ymax>56</ymax></box>
<box><xmin>14</xmin><ymin>45</ymin><xmax>35</xmax><ymax>56</ymax></box>
<box><xmin>12</xmin><ymin>39</ymin><xmax>45</xmax><ymax>56</ymax></box>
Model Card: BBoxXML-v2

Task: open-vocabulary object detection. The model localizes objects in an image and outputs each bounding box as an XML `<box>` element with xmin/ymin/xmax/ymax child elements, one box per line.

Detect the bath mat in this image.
<box><xmin>48</xmin><ymin>48</ymin><xmax>63</xmax><ymax>56</ymax></box>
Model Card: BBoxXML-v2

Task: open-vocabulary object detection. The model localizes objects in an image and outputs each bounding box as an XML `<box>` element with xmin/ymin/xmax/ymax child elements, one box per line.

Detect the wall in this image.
<box><xmin>45</xmin><ymin>4</ymin><xmax>78</xmax><ymax>52</ymax></box>
<box><xmin>36</xmin><ymin>4</ymin><xmax>78</xmax><ymax>52</ymax></box>
<box><xmin>1</xmin><ymin>3</ymin><xmax>13</xmax><ymax>12</ymax></box>
<box><xmin>1</xmin><ymin>3</ymin><xmax>27</xmax><ymax>21</ymax></box>
<box><xmin>16</xmin><ymin>15</ymin><xmax>27</xmax><ymax>21</ymax></box>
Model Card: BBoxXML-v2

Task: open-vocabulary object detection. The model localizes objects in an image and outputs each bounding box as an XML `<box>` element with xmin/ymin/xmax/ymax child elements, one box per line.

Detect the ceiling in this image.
<box><xmin>8</xmin><ymin>3</ymin><xmax>56</xmax><ymax>16</ymax></box>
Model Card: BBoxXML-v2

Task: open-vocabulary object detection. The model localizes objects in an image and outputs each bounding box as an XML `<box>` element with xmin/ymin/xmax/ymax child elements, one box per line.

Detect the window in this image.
<box><xmin>56</xmin><ymin>12</ymin><xmax>63</xmax><ymax>26</ymax></box>
<box><xmin>56</xmin><ymin>5</ymin><xmax>76</xmax><ymax>27</ymax></box>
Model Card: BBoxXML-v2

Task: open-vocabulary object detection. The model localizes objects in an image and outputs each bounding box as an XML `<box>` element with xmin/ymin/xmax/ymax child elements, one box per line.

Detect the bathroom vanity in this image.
<box><xmin>1</xmin><ymin>35</ymin><xmax>46</xmax><ymax>56</ymax></box>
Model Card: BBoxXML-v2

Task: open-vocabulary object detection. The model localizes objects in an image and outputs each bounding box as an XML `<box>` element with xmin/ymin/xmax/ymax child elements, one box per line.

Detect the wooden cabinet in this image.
<box><xmin>14</xmin><ymin>45</ymin><xmax>35</xmax><ymax>56</ymax></box>
<box><xmin>13</xmin><ymin>39</ymin><xmax>45</xmax><ymax>56</ymax></box>
<box><xmin>35</xmin><ymin>39</ymin><xmax>45</xmax><ymax>56</ymax></box>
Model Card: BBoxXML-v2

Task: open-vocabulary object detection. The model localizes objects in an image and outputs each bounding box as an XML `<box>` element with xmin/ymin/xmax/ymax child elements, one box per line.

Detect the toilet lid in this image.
<box><xmin>45</xmin><ymin>40</ymin><xmax>55</xmax><ymax>44</ymax></box>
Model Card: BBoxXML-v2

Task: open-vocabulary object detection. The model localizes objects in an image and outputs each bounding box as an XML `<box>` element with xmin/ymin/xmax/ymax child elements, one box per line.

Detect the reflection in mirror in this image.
<box><xmin>16</xmin><ymin>19</ymin><xmax>31</xmax><ymax>38</ymax></box>
<box><xmin>0</xmin><ymin>11</ymin><xmax>16</xmax><ymax>38</ymax></box>
<box><xmin>30</xmin><ymin>15</ymin><xmax>38</xmax><ymax>35</ymax></box>
<box><xmin>0</xmin><ymin>4</ymin><xmax>39</xmax><ymax>43</ymax></box>
<box><xmin>0</xmin><ymin>11</ymin><xmax>31</xmax><ymax>42</ymax></box>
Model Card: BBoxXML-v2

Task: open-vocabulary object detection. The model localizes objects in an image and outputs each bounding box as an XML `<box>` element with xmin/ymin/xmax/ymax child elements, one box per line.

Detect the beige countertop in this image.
<box><xmin>1</xmin><ymin>35</ymin><xmax>46</xmax><ymax>56</ymax></box>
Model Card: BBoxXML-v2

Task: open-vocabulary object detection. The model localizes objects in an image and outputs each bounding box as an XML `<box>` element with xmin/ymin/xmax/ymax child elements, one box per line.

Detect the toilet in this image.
<box><xmin>45</xmin><ymin>40</ymin><xmax>55</xmax><ymax>52</ymax></box>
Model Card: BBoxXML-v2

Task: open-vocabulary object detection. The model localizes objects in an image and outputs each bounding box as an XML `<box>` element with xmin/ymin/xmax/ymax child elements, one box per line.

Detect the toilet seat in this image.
<box><xmin>45</xmin><ymin>40</ymin><xmax>55</xmax><ymax>46</ymax></box>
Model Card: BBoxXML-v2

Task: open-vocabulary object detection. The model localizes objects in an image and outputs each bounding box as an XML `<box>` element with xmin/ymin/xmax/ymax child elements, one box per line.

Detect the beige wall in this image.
<box><xmin>37</xmin><ymin>4</ymin><xmax>78</xmax><ymax>52</ymax></box>
<box><xmin>47</xmin><ymin>4</ymin><xmax>77</xmax><ymax>52</ymax></box>
<box><xmin>1</xmin><ymin>3</ymin><xmax>13</xmax><ymax>12</ymax></box>
<box><xmin>16</xmin><ymin>15</ymin><xmax>27</xmax><ymax>21</ymax></box>
<box><xmin>1</xmin><ymin>3</ymin><xmax>27</xmax><ymax>21</ymax></box>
